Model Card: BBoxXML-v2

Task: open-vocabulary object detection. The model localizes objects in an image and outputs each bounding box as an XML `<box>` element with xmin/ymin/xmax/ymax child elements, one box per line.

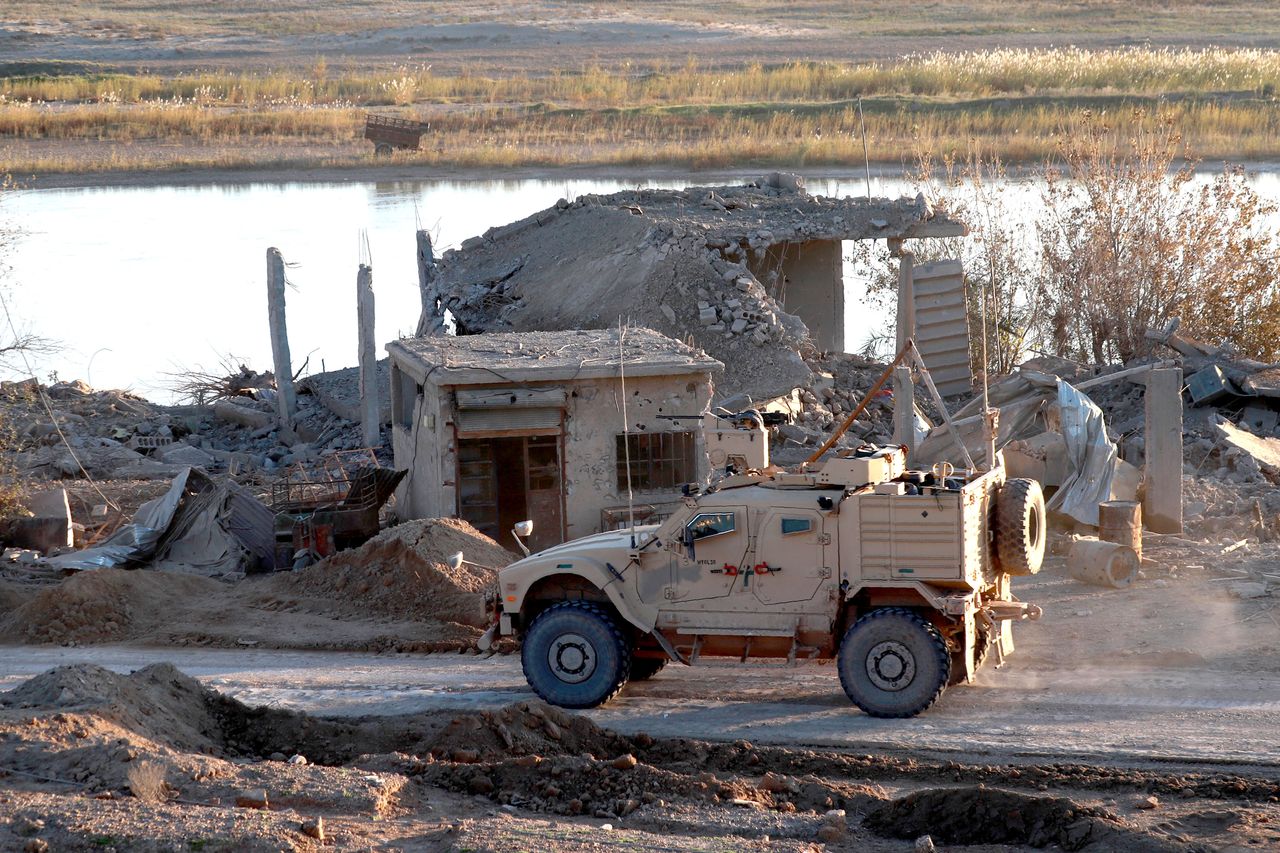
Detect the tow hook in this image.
<box><xmin>983</xmin><ymin>600</ymin><xmax>1043</xmax><ymax>622</ymax></box>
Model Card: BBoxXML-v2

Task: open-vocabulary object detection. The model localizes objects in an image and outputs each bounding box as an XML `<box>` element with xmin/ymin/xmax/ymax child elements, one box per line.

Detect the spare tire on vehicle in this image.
<box><xmin>995</xmin><ymin>478</ymin><xmax>1046</xmax><ymax>576</ymax></box>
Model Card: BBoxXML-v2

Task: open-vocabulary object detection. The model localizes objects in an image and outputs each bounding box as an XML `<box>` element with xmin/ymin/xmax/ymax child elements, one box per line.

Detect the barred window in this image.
<box><xmin>616</xmin><ymin>431</ymin><xmax>696</xmax><ymax>492</ymax></box>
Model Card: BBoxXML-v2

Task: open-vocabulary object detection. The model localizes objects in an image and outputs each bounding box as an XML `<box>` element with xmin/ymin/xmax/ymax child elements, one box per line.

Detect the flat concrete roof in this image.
<box><xmin>387</xmin><ymin>328</ymin><xmax>723</xmax><ymax>386</ymax></box>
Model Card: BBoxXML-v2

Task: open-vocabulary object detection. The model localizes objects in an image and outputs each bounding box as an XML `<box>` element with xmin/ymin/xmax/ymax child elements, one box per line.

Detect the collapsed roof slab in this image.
<box><xmin>417</xmin><ymin>174</ymin><xmax>965</xmax><ymax>401</ymax></box>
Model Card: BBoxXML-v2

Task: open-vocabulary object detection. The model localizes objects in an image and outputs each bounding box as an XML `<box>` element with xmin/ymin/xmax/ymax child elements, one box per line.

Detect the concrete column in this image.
<box><xmin>893</xmin><ymin>365</ymin><xmax>916</xmax><ymax>455</ymax></box>
<box><xmin>266</xmin><ymin>247</ymin><xmax>297</xmax><ymax>429</ymax></box>
<box><xmin>1143</xmin><ymin>367</ymin><xmax>1183</xmax><ymax>533</ymax></box>
<box><xmin>357</xmin><ymin>263</ymin><xmax>379</xmax><ymax>448</ymax></box>
<box><xmin>892</xmin><ymin>249</ymin><xmax>915</xmax><ymax>450</ymax></box>
<box><xmin>415</xmin><ymin>229</ymin><xmax>436</xmax><ymax>336</ymax></box>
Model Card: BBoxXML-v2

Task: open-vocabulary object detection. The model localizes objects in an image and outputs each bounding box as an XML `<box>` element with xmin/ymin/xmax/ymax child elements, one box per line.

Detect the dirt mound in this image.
<box><xmin>430</xmin><ymin>700</ymin><xmax>629</xmax><ymax>760</ymax></box>
<box><xmin>272</xmin><ymin>517</ymin><xmax>513</xmax><ymax>626</ymax></box>
<box><xmin>0</xmin><ymin>569</ymin><xmax>223</xmax><ymax>644</ymax></box>
<box><xmin>863</xmin><ymin>787</ymin><xmax>1154</xmax><ymax>851</ymax></box>
<box><xmin>0</xmin><ymin>579</ymin><xmax>33</xmax><ymax>611</ymax></box>
<box><xmin>2</xmin><ymin>663</ymin><xmax>225</xmax><ymax>753</ymax></box>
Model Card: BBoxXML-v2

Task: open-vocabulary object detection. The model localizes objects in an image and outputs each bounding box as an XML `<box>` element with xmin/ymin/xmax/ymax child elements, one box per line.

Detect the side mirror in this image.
<box><xmin>448</xmin><ymin>551</ymin><xmax>464</xmax><ymax>571</ymax></box>
<box><xmin>511</xmin><ymin>520</ymin><xmax>533</xmax><ymax>557</ymax></box>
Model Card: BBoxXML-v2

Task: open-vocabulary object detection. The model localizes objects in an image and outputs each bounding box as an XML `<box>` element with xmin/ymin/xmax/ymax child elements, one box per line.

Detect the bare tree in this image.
<box><xmin>853</xmin><ymin>149</ymin><xmax>1042</xmax><ymax>377</ymax></box>
<box><xmin>1037</xmin><ymin>111</ymin><xmax>1280</xmax><ymax>363</ymax></box>
<box><xmin>0</xmin><ymin>174</ymin><xmax>57</xmax><ymax>374</ymax></box>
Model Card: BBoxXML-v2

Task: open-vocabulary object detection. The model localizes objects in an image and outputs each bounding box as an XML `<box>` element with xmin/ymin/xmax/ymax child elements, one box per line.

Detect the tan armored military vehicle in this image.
<box><xmin>478</xmin><ymin>416</ymin><xmax>1045</xmax><ymax>718</ymax></box>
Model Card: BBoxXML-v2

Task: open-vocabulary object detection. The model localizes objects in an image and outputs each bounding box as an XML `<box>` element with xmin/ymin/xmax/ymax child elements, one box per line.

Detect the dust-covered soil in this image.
<box><xmin>8</xmin><ymin>1</ymin><xmax>1280</xmax><ymax>75</ymax></box>
<box><xmin>2</xmin><ymin>662</ymin><xmax>1279</xmax><ymax>852</ymax></box>
<box><xmin>0</xmin><ymin>517</ymin><xmax>513</xmax><ymax>653</ymax></box>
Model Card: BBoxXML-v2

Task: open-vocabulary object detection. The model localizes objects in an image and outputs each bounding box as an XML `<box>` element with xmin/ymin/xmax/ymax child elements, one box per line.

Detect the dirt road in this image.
<box><xmin>4</xmin><ymin>644</ymin><xmax>1276</xmax><ymax>774</ymax></box>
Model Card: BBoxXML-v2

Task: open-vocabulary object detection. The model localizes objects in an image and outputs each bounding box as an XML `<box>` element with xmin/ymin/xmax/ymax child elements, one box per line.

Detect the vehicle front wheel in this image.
<box><xmin>521</xmin><ymin>601</ymin><xmax>631</xmax><ymax>709</ymax></box>
<box><xmin>837</xmin><ymin>608</ymin><xmax>950</xmax><ymax>718</ymax></box>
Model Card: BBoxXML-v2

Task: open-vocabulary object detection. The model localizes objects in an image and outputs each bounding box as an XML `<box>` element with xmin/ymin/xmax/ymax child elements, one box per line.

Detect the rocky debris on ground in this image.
<box><xmin>862</xmin><ymin>787</ymin><xmax>1143</xmax><ymax>850</ymax></box>
<box><xmin>1</xmin><ymin>376</ymin><xmax>391</xmax><ymax>490</ymax></box>
<box><xmin>1</xmin><ymin>662</ymin><xmax>1276</xmax><ymax>850</ymax></box>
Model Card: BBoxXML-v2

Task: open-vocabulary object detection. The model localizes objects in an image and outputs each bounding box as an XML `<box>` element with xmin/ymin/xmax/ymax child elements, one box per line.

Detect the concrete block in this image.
<box><xmin>13</xmin><ymin>488</ymin><xmax>73</xmax><ymax>553</ymax></box>
<box><xmin>158</xmin><ymin>444</ymin><xmax>217</xmax><ymax>467</ymax></box>
<box><xmin>730</xmin><ymin>318</ymin><xmax>749</xmax><ymax>334</ymax></box>
<box><xmin>1241</xmin><ymin>404</ymin><xmax>1280</xmax><ymax>434</ymax></box>
<box><xmin>699</xmin><ymin>307</ymin><xmax>718</xmax><ymax>325</ymax></box>
<box><xmin>660</xmin><ymin>304</ymin><xmax>677</xmax><ymax>323</ymax></box>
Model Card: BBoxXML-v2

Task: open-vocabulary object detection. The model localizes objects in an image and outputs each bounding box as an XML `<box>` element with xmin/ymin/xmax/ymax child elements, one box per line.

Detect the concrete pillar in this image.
<box><xmin>893</xmin><ymin>365</ymin><xmax>916</xmax><ymax>455</ymax></box>
<box><xmin>892</xmin><ymin>249</ymin><xmax>915</xmax><ymax>450</ymax></box>
<box><xmin>356</xmin><ymin>264</ymin><xmax>379</xmax><ymax>448</ymax></box>
<box><xmin>415</xmin><ymin>229</ymin><xmax>436</xmax><ymax>336</ymax></box>
<box><xmin>266</xmin><ymin>247</ymin><xmax>297</xmax><ymax>429</ymax></box>
<box><xmin>1143</xmin><ymin>367</ymin><xmax>1183</xmax><ymax>533</ymax></box>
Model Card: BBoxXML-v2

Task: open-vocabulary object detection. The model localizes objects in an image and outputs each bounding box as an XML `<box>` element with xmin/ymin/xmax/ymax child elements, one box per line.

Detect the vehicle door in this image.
<box><xmin>750</xmin><ymin>508</ymin><xmax>830</xmax><ymax>610</ymax></box>
<box><xmin>667</xmin><ymin>506</ymin><xmax>749</xmax><ymax>604</ymax></box>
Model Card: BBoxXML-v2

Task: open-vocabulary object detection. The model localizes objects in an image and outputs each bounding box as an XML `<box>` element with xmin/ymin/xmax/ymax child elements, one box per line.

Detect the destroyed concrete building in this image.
<box><xmin>415</xmin><ymin>174</ymin><xmax>965</xmax><ymax>403</ymax></box>
<box><xmin>386</xmin><ymin>328</ymin><xmax>721</xmax><ymax>551</ymax></box>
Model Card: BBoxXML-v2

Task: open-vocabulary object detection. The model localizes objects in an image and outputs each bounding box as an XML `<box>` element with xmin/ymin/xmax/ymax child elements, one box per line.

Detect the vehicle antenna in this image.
<box><xmin>857</xmin><ymin>96</ymin><xmax>872</xmax><ymax>200</ymax></box>
<box><xmin>618</xmin><ymin>318</ymin><xmax>637</xmax><ymax>548</ymax></box>
<box><xmin>979</xmin><ymin>259</ymin><xmax>996</xmax><ymax>471</ymax></box>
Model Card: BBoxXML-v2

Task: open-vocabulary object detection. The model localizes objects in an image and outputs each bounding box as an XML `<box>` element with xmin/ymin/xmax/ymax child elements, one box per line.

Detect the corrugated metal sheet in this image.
<box><xmin>456</xmin><ymin>387</ymin><xmax>566</xmax><ymax>409</ymax></box>
<box><xmin>223</xmin><ymin>481</ymin><xmax>278</xmax><ymax>570</ymax></box>
<box><xmin>912</xmin><ymin>259</ymin><xmax>972</xmax><ymax>397</ymax></box>
<box><xmin>455</xmin><ymin>407</ymin><xmax>562</xmax><ymax>436</ymax></box>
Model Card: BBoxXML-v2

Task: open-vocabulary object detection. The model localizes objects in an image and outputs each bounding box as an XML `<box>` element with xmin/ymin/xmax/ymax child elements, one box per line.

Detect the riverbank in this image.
<box><xmin>5</xmin><ymin>46</ymin><xmax>1280</xmax><ymax>181</ymax></box>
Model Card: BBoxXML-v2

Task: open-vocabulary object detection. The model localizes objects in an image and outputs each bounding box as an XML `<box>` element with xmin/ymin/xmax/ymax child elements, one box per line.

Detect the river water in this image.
<box><xmin>5</xmin><ymin>170</ymin><xmax>1277</xmax><ymax>402</ymax></box>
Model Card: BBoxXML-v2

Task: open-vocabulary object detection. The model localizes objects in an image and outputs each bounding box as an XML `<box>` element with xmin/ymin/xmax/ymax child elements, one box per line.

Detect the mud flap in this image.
<box><xmin>993</xmin><ymin>619</ymin><xmax>1014</xmax><ymax>666</ymax></box>
<box><xmin>476</xmin><ymin>623</ymin><xmax>498</xmax><ymax>652</ymax></box>
<box><xmin>961</xmin><ymin>609</ymin><xmax>976</xmax><ymax>682</ymax></box>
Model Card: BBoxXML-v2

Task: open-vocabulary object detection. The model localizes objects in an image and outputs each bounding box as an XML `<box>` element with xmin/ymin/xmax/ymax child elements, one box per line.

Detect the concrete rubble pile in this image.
<box><xmin>0</xmin><ymin>368</ymin><xmax>403</xmax><ymax>576</ymax></box>
<box><xmin>1</xmin><ymin>374</ymin><xmax>391</xmax><ymax>485</ymax></box>
<box><xmin>416</xmin><ymin>173</ymin><xmax>958</xmax><ymax>402</ymax></box>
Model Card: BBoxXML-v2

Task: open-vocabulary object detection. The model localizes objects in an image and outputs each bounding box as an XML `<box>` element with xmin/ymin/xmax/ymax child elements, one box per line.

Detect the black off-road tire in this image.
<box><xmin>837</xmin><ymin>608</ymin><xmax>951</xmax><ymax>718</ymax></box>
<box><xmin>521</xmin><ymin>601</ymin><xmax>631</xmax><ymax>709</ymax></box>
<box><xmin>948</xmin><ymin>627</ymin><xmax>990</xmax><ymax>687</ymax></box>
<box><xmin>628</xmin><ymin>657</ymin><xmax>669</xmax><ymax>681</ymax></box>
<box><xmin>996</xmin><ymin>478</ymin><xmax>1047</xmax><ymax>576</ymax></box>
<box><xmin>374</xmin><ymin>142</ymin><xmax>394</xmax><ymax>156</ymax></box>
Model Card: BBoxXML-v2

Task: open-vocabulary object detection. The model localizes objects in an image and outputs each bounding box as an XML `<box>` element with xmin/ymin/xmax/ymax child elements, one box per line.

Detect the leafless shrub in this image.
<box><xmin>1037</xmin><ymin>111</ymin><xmax>1280</xmax><ymax>363</ymax></box>
<box><xmin>164</xmin><ymin>355</ymin><xmax>276</xmax><ymax>406</ymax></box>
<box><xmin>125</xmin><ymin>760</ymin><xmax>169</xmax><ymax>803</ymax></box>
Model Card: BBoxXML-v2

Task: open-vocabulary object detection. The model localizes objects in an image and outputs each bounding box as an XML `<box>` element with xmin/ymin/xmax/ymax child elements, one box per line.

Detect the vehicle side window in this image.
<box><xmin>780</xmin><ymin>517</ymin><xmax>812</xmax><ymax>535</ymax></box>
<box><xmin>687</xmin><ymin>512</ymin><xmax>735</xmax><ymax>541</ymax></box>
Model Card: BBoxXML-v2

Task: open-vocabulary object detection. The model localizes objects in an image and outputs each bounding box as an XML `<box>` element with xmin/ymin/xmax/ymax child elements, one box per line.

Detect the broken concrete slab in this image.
<box><xmin>213</xmin><ymin>399</ymin><xmax>274</xmax><ymax>431</ymax></box>
<box><xmin>157</xmin><ymin>444</ymin><xmax>217</xmax><ymax>468</ymax></box>
<box><xmin>10</xmin><ymin>488</ymin><xmax>73</xmax><ymax>553</ymax></box>
<box><xmin>1217</xmin><ymin>419</ymin><xmax>1280</xmax><ymax>475</ymax></box>
<box><xmin>415</xmin><ymin>179</ymin><xmax>963</xmax><ymax>401</ymax></box>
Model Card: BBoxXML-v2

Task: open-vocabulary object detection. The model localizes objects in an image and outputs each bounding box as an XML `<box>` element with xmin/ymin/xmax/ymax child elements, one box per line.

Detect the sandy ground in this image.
<box><xmin>10</xmin><ymin>2</ymin><xmax>1280</xmax><ymax>75</ymax></box>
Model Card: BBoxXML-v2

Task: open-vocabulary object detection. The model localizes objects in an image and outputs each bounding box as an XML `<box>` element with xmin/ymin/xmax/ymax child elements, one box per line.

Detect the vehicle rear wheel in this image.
<box><xmin>521</xmin><ymin>601</ymin><xmax>631</xmax><ymax>709</ymax></box>
<box><xmin>629</xmin><ymin>657</ymin><xmax>668</xmax><ymax>681</ymax></box>
<box><xmin>838</xmin><ymin>608</ymin><xmax>950</xmax><ymax>718</ymax></box>
<box><xmin>996</xmin><ymin>478</ymin><xmax>1046</xmax><ymax>576</ymax></box>
<box><xmin>373</xmin><ymin>142</ymin><xmax>394</xmax><ymax>156</ymax></box>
